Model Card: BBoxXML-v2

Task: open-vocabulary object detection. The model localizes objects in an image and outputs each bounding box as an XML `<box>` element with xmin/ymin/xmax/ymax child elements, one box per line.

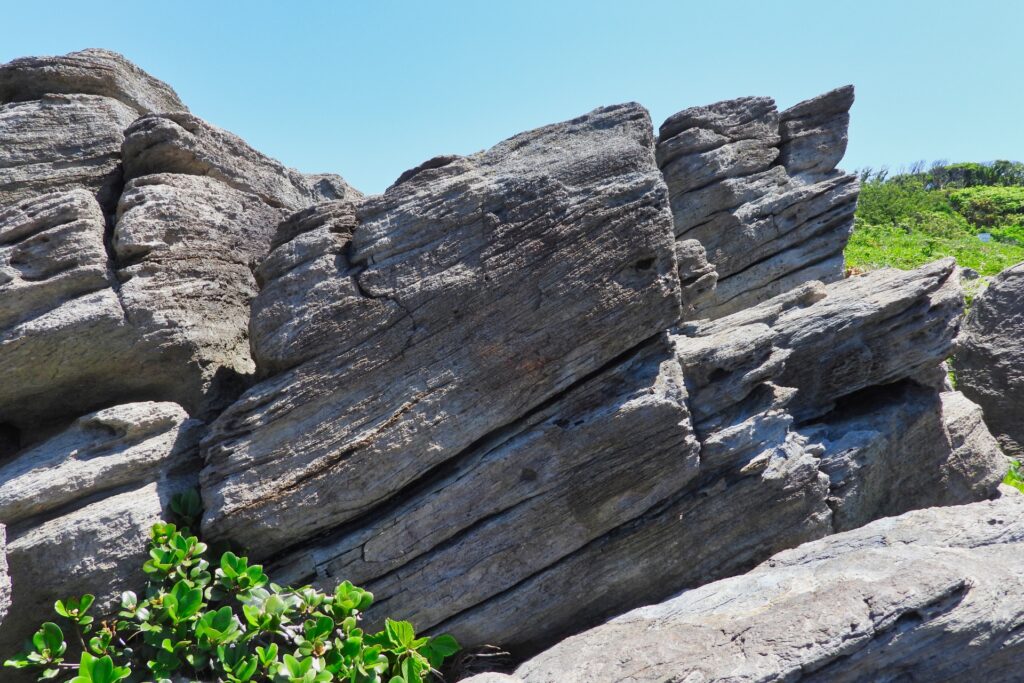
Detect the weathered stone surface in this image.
<box><xmin>779</xmin><ymin>84</ymin><xmax>855</xmax><ymax>180</ymax></box>
<box><xmin>800</xmin><ymin>384</ymin><xmax>1005</xmax><ymax>531</ymax></box>
<box><xmin>201</xmin><ymin>102</ymin><xmax>682</xmax><ymax>558</ymax></box>
<box><xmin>0</xmin><ymin>401</ymin><xmax>198</xmax><ymax>656</ymax></box>
<box><xmin>0</xmin><ymin>191</ymin><xmax>154</xmax><ymax>432</ymax></box>
<box><xmin>0</xmin><ymin>48</ymin><xmax>186</xmax><ymax>115</ymax></box>
<box><xmin>113</xmin><ymin>173</ymin><xmax>288</xmax><ymax>416</ymax></box>
<box><xmin>0</xmin><ymin>94</ymin><xmax>137</xmax><ymax>211</ymax></box>
<box><xmin>122</xmin><ymin>113</ymin><xmax>361</xmax><ymax>209</ymax></box>
<box><xmin>512</xmin><ymin>495</ymin><xmax>1024</xmax><ymax>683</ymax></box>
<box><xmin>0</xmin><ymin>402</ymin><xmax>200</xmax><ymax>525</ymax></box>
<box><xmin>955</xmin><ymin>260</ymin><xmax>1024</xmax><ymax>455</ymax></box>
<box><xmin>270</xmin><ymin>335</ymin><xmax>699</xmax><ymax>633</ymax></box>
<box><xmin>0</xmin><ymin>527</ymin><xmax>9</xmax><ymax>629</ymax></box>
<box><xmin>657</xmin><ymin>88</ymin><xmax>858</xmax><ymax>319</ymax></box>
<box><xmin>1</xmin><ymin>482</ymin><xmax>188</xmax><ymax>657</ymax></box>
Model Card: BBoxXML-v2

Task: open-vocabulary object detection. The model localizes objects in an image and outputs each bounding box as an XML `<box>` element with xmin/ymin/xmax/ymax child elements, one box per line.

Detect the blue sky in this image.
<box><xmin>3</xmin><ymin>0</ymin><xmax>1021</xmax><ymax>194</ymax></box>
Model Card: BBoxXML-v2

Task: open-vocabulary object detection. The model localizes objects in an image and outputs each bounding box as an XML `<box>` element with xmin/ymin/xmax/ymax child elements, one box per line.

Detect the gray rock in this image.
<box><xmin>778</xmin><ymin>84</ymin><xmax>855</xmax><ymax>180</ymax></box>
<box><xmin>955</xmin><ymin>260</ymin><xmax>1024</xmax><ymax>455</ymax></box>
<box><xmin>800</xmin><ymin>384</ymin><xmax>1005</xmax><ymax>531</ymax></box>
<box><xmin>0</xmin><ymin>191</ymin><xmax>152</xmax><ymax>432</ymax></box>
<box><xmin>0</xmin><ymin>94</ymin><xmax>137</xmax><ymax>212</ymax></box>
<box><xmin>0</xmin><ymin>402</ymin><xmax>200</xmax><ymax>526</ymax></box>
<box><xmin>513</xmin><ymin>495</ymin><xmax>1024</xmax><ymax>683</ymax></box>
<box><xmin>122</xmin><ymin>113</ymin><xmax>361</xmax><ymax>209</ymax></box>
<box><xmin>269</xmin><ymin>335</ymin><xmax>699</xmax><ymax>639</ymax></box>
<box><xmin>201</xmin><ymin>102</ymin><xmax>682</xmax><ymax>558</ymax></box>
<box><xmin>1</xmin><ymin>482</ymin><xmax>189</xmax><ymax>658</ymax></box>
<box><xmin>0</xmin><ymin>48</ymin><xmax>186</xmax><ymax>115</ymax></box>
<box><xmin>0</xmin><ymin>527</ymin><xmax>9</xmax><ymax>629</ymax></box>
<box><xmin>0</xmin><ymin>400</ymin><xmax>198</xmax><ymax>657</ymax></box>
<box><xmin>113</xmin><ymin>173</ymin><xmax>288</xmax><ymax>417</ymax></box>
<box><xmin>657</xmin><ymin>88</ymin><xmax>858</xmax><ymax>320</ymax></box>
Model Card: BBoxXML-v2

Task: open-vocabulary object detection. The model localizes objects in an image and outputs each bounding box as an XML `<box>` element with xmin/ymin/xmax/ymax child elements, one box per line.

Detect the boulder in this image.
<box><xmin>955</xmin><ymin>260</ymin><xmax>1024</xmax><ymax>455</ymax></box>
<box><xmin>0</xmin><ymin>94</ymin><xmax>137</xmax><ymax>211</ymax></box>
<box><xmin>778</xmin><ymin>84</ymin><xmax>855</xmax><ymax>180</ymax></box>
<box><xmin>200</xmin><ymin>102</ymin><xmax>683</xmax><ymax>556</ymax></box>
<box><xmin>122</xmin><ymin>113</ymin><xmax>361</xmax><ymax>209</ymax></box>
<box><xmin>512</xmin><ymin>495</ymin><xmax>1024</xmax><ymax>683</ymax></box>
<box><xmin>0</xmin><ymin>48</ymin><xmax>186</xmax><ymax>115</ymax></box>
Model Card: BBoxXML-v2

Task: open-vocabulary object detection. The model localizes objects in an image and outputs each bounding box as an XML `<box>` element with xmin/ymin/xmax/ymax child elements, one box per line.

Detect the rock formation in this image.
<box><xmin>473</xmin><ymin>495</ymin><xmax>1024</xmax><ymax>682</ymax></box>
<box><xmin>956</xmin><ymin>261</ymin><xmax>1024</xmax><ymax>455</ymax></box>
<box><xmin>0</xmin><ymin>49</ymin><xmax>1013</xmax><ymax>681</ymax></box>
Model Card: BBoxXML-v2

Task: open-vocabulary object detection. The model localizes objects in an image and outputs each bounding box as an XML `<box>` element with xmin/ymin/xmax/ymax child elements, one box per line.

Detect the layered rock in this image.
<box><xmin>0</xmin><ymin>402</ymin><xmax>200</xmax><ymax>655</ymax></box>
<box><xmin>122</xmin><ymin>112</ymin><xmax>361</xmax><ymax>209</ymax></box>
<box><xmin>0</xmin><ymin>48</ymin><xmax>186</xmax><ymax>115</ymax></box>
<box><xmin>0</xmin><ymin>94</ymin><xmax>137</xmax><ymax>211</ymax></box>
<box><xmin>0</xmin><ymin>191</ymin><xmax>153</xmax><ymax>432</ymax></box>
<box><xmin>657</xmin><ymin>86</ymin><xmax>858</xmax><ymax>318</ymax></box>
<box><xmin>200</xmin><ymin>102</ymin><xmax>683</xmax><ymax>554</ymax></box>
<box><xmin>955</xmin><ymin>260</ymin><xmax>1024</xmax><ymax>455</ymax></box>
<box><xmin>505</xmin><ymin>495</ymin><xmax>1024</xmax><ymax>683</ymax></box>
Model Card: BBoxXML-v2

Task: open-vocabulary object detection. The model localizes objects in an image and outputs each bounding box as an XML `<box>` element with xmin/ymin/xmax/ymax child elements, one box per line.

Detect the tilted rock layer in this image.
<box><xmin>0</xmin><ymin>49</ymin><xmax>1012</xmax><ymax>680</ymax></box>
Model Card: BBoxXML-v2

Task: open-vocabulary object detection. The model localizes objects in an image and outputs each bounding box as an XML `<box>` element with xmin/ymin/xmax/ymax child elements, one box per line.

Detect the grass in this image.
<box><xmin>846</xmin><ymin>222</ymin><xmax>1024</xmax><ymax>276</ymax></box>
<box><xmin>1005</xmin><ymin>460</ymin><xmax>1024</xmax><ymax>493</ymax></box>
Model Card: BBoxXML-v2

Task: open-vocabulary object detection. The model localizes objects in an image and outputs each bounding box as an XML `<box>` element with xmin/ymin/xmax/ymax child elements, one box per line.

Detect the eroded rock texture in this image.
<box><xmin>200</xmin><ymin>102</ymin><xmax>683</xmax><ymax>554</ymax></box>
<box><xmin>956</xmin><ymin>261</ymin><xmax>1024</xmax><ymax>455</ymax></box>
<box><xmin>509</xmin><ymin>495</ymin><xmax>1024</xmax><ymax>683</ymax></box>
<box><xmin>0</xmin><ymin>402</ymin><xmax>200</xmax><ymax>655</ymax></box>
<box><xmin>0</xmin><ymin>48</ymin><xmax>1012</xmax><ymax>679</ymax></box>
<box><xmin>658</xmin><ymin>86</ymin><xmax>858</xmax><ymax>318</ymax></box>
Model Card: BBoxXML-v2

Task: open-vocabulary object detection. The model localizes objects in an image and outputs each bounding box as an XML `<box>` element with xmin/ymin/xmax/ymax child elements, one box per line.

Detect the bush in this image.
<box><xmin>5</xmin><ymin>492</ymin><xmax>458</xmax><ymax>683</ymax></box>
<box><xmin>948</xmin><ymin>186</ymin><xmax>1024</xmax><ymax>228</ymax></box>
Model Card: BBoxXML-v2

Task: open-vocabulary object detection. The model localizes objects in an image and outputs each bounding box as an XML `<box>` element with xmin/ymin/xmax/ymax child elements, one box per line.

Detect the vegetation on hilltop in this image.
<box><xmin>846</xmin><ymin>160</ymin><xmax>1024</xmax><ymax>277</ymax></box>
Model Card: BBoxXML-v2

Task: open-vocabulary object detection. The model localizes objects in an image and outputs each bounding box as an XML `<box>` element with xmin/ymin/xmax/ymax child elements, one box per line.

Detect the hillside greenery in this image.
<box><xmin>846</xmin><ymin>160</ymin><xmax>1024</xmax><ymax>276</ymax></box>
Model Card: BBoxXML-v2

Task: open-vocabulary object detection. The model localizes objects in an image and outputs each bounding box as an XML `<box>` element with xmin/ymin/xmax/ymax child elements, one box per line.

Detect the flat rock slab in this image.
<box><xmin>513</xmin><ymin>495</ymin><xmax>1024</xmax><ymax>683</ymax></box>
<box><xmin>955</xmin><ymin>260</ymin><xmax>1024</xmax><ymax>455</ymax></box>
<box><xmin>0</xmin><ymin>400</ymin><xmax>198</xmax><ymax>657</ymax></box>
<box><xmin>201</xmin><ymin>102</ymin><xmax>682</xmax><ymax>558</ymax></box>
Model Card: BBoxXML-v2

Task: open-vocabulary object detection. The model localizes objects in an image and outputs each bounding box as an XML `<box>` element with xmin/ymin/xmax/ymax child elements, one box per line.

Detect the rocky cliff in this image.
<box><xmin>0</xmin><ymin>49</ymin><xmax>1014</xmax><ymax>679</ymax></box>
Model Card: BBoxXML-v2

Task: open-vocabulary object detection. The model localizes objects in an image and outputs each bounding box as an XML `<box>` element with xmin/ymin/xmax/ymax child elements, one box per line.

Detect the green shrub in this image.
<box><xmin>948</xmin><ymin>186</ymin><xmax>1024</xmax><ymax>228</ymax></box>
<box><xmin>1005</xmin><ymin>460</ymin><xmax>1024</xmax><ymax>494</ymax></box>
<box><xmin>5</xmin><ymin>492</ymin><xmax>458</xmax><ymax>683</ymax></box>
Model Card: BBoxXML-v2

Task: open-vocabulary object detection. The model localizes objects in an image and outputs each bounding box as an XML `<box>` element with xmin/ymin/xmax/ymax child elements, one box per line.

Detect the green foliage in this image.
<box><xmin>848</xmin><ymin>160</ymin><xmax>1024</xmax><ymax>277</ymax></box>
<box><xmin>1005</xmin><ymin>460</ymin><xmax>1024</xmax><ymax>494</ymax></box>
<box><xmin>5</xmin><ymin>493</ymin><xmax>458</xmax><ymax>683</ymax></box>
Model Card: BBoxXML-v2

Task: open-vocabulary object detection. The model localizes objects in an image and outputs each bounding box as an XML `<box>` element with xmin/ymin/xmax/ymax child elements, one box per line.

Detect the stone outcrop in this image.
<box><xmin>501</xmin><ymin>495</ymin><xmax>1024</xmax><ymax>683</ymax></box>
<box><xmin>0</xmin><ymin>48</ymin><xmax>1013</xmax><ymax>680</ymax></box>
<box><xmin>0</xmin><ymin>402</ymin><xmax>200</xmax><ymax>655</ymax></box>
<box><xmin>200</xmin><ymin>102</ymin><xmax>682</xmax><ymax>555</ymax></box>
<box><xmin>122</xmin><ymin>113</ymin><xmax>361</xmax><ymax>209</ymax></box>
<box><xmin>0</xmin><ymin>48</ymin><xmax>186</xmax><ymax>115</ymax></box>
<box><xmin>657</xmin><ymin>86</ymin><xmax>858</xmax><ymax>319</ymax></box>
<box><xmin>955</xmin><ymin>261</ymin><xmax>1024</xmax><ymax>455</ymax></box>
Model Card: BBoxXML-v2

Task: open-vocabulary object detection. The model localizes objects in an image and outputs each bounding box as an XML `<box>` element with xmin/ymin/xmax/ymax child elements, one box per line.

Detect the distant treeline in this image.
<box><xmin>847</xmin><ymin>160</ymin><xmax>1024</xmax><ymax>276</ymax></box>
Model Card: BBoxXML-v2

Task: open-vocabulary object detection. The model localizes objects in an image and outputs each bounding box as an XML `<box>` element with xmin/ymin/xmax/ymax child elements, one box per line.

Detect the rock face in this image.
<box><xmin>509</xmin><ymin>495</ymin><xmax>1024</xmax><ymax>683</ymax></box>
<box><xmin>200</xmin><ymin>102</ymin><xmax>683</xmax><ymax>554</ymax></box>
<box><xmin>657</xmin><ymin>86</ymin><xmax>858</xmax><ymax>319</ymax></box>
<box><xmin>0</xmin><ymin>48</ymin><xmax>186</xmax><ymax>115</ymax></box>
<box><xmin>0</xmin><ymin>48</ymin><xmax>1012</xmax><ymax>679</ymax></box>
<box><xmin>956</xmin><ymin>261</ymin><xmax>1024</xmax><ymax>455</ymax></box>
<box><xmin>0</xmin><ymin>402</ymin><xmax>200</xmax><ymax>655</ymax></box>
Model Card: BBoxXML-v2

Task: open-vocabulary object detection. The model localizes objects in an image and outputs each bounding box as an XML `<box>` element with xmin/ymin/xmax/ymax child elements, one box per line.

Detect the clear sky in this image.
<box><xmin>3</xmin><ymin>0</ymin><xmax>1021</xmax><ymax>194</ymax></box>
